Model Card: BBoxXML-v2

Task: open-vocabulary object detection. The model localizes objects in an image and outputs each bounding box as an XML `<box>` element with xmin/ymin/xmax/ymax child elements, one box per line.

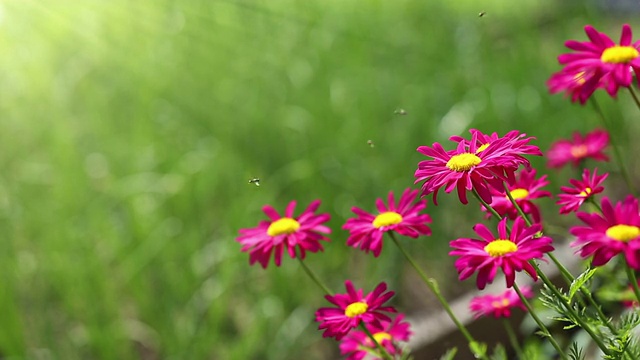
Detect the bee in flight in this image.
<box><xmin>367</xmin><ymin>140</ymin><xmax>375</xmax><ymax>148</ymax></box>
<box><xmin>248</xmin><ymin>178</ymin><xmax>261</xmax><ymax>187</ymax></box>
<box><xmin>478</xmin><ymin>11</ymin><xmax>486</xmax><ymax>17</ymax></box>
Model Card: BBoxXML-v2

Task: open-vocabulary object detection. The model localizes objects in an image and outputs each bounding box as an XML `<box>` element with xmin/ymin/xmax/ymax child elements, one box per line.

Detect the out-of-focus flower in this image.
<box><xmin>549</xmin><ymin>24</ymin><xmax>640</xmax><ymax>101</ymax></box>
<box><xmin>557</xmin><ymin>168</ymin><xmax>608</xmax><ymax>214</ymax></box>
<box><xmin>315</xmin><ymin>281</ymin><xmax>396</xmax><ymax>340</ymax></box>
<box><xmin>547</xmin><ymin>66</ymin><xmax>603</xmax><ymax>104</ymax></box>
<box><xmin>415</xmin><ymin>129</ymin><xmax>540</xmax><ymax>205</ymax></box>
<box><xmin>571</xmin><ymin>196</ymin><xmax>640</xmax><ymax>269</ymax></box>
<box><xmin>483</xmin><ymin>168</ymin><xmax>551</xmax><ymax>224</ymax></box>
<box><xmin>450</xmin><ymin>217</ymin><xmax>554</xmax><ymax>290</ymax></box>
<box><xmin>236</xmin><ymin>200</ymin><xmax>330</xmax><ymax>268</ymax></box>
<box><xmin>343</xmin><ymin>188</ymin><xmax>431</xmax><ymax>257</ymax></box>
<box><xmin>547</xmin><ymin>129</ymin><xmax>609</xmax><ymax>168</ymax></box>
<box><xmin>339</xmin><ymin>314</ymin><xmax>411</xmax><ymax>360</ymax></box>
<box><xmin>469</xmin><ymin>286</ymin><xmax>533</xmax><ymax>319</ymax></box>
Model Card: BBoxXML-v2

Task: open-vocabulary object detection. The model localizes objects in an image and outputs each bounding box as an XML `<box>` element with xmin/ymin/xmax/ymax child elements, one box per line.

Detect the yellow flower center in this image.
<box><xmin>266</xmin><ymin>218</ymin><xmax>300</xmax><ymax>236</ymax></box>
<box><xmin>601</xmin><ymin>46</ymin><xmax>639</xmax><ymax>64</ymax></box>
<box><xmin>574</xmin><ymin>71</ymin><xmax>586</xmax><ymax>85</ymax></box>
<box><xmin>570</xmin><ymin>145</ymin><xmax>588</xmax><ymax>159</ymax></box>
<box><xmin>476</xmin><ymin>143</ymin><xmax>490</xmax><ymax>153</ymax></box>
<box><xmin>373</xmin><ymin>332</ymin><xmax>392</xmax><ymax>344</ymax></box>
<box><xmin>484</xmin><ymin>239</ymin><xmax>518</xmax><ymax>257</ymax></box>
<box><xmin>606</xmin><ymin>224</ymin><xmax>640</xmax><ymax>242</ymax></box>
<box><xmin>372</xmin><ymin>211</ymin><xmax>403</xmax><ymax>228</ymax></box>
<box><xmin>491</xmin><ymin>298</ymin><xmax>510</xmax><ymax>308</ymax></box>
<box><xmin>579</xmin><ymin>187</ymin><xmax>592</xmax><ymax>197</ymax></box>
<box><xmin>344</xmin><ymin>301</ymin><xmax>368</xmax><ymax>318</ymax></box>
<box><xmin>509</xmin><ymin>188</ymin><xmax>529</xmax><ymax>200</ymax></box>
<box><xmin>446</xmin><ymin>153</ymin><xmax>482</xmax><ymax>172</ymax></box>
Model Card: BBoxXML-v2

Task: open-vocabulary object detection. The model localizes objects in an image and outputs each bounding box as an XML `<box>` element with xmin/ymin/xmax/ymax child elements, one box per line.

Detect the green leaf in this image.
<box><xmin>469</xmin><ymin>341</ymin><xmax>487</xmax><ymax>358</ymax></box>
<box><xmin>569</xmin><ymin>267</ymin><xmax>597</xmax><ymax>302</ymax></box>
<box><xmin>438</xmin><ymin>347</ymin><xmax>457</xmax><ymax>360</ymax></box>
<box><xmin>490</xmin><ymin>343</ymin><xmax>507</xmax><ymax>360</ymax></box>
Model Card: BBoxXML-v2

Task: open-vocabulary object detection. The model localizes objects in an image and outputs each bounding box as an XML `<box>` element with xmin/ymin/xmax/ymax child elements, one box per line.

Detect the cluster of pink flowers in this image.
<box><xmin>234</xmin><ymin>23</ymin><xmax>640</xmax><ymax>359</ymax></box>
<box><xmin>548</xmin><ymin>24</ymin><xmax>640</xmax><ymax>103</ymax></box>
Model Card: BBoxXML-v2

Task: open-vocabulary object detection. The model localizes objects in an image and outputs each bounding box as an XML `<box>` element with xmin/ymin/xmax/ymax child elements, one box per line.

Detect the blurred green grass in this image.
<box><xmin>0</xmin><ymin>0</ymin><xmax>633</xmax><ymax>359</ymax></box>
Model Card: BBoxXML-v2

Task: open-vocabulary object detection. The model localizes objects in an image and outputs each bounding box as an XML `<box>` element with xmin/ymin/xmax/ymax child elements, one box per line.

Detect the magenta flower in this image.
<box><xmin>343</xmin><ymin>188</ymin><xmax>432</xmax><ymax>257</ymax></box>
<box><xmin>483</xmin><ymin>168</ymin><xmax>551</xmax><ymax>224</ymax></box>
<box><xmin>557</xmin><ymin>168</ymin><xmax>608</xmax><ymax>214</ymax></box>
<box><xmin>570</xmin><ymin>196</ymin><xmax>640</xmax><ymax>269</ymax></box>
<box><xmin>415</xmin><ymin>129</ymin><xmax>540</xmax><ymax>205</ymax></box>
<box><xmin>547</xmin><ymin>66</ymin><xmax>603</xmax><ymax>104</ymax></box>
<box><xmin>449</xmin><ymin>217</ymin><xmax>554</xmax><ymax>290</ymax></box>
<box><xmin>547</xmin><ymin>129</ymin><xmax>609</xmax><ymax>168</ymax></box>
<box><xmin>339</xmin><ymin>314</ymin><xmax>411</xmax><ymax>360</ymax></box>
<box><xmin>315</xmin><ymin>280</ymin><xmax>396</xmax><ymax>340</ymax></box>
<box><xmin>550</xmin><ymin>24</ymin><xmax>640</xmax><ymax>100</ymax></box>
<box><xmin>469</xmin><ymin>286</ymin><xmax>533</xmax><ymax>319</ymax></box>
<box><xmin>236</xmin><ymin>200</ymin><xmax>330</xmax><ymax>268</ymax></box>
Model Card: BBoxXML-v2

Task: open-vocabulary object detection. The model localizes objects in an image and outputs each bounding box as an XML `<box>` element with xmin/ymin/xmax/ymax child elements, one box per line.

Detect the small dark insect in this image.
<box><xmin>478</xmin><ymin>11</ymin><xmax>486</xmax><ymax>17</ymax></box>
<box><xmin>248</xmin><ymin>178</ymin><xmax>261</xmax><ymax>186</ymax></box>
<box><xmin>394</xmin><ymin>108</ymin><xmax>408</xmax><ymax>115</ymax></box>
<box><xmin>367</xmin><ymin>140</ymin><xmax>375</xmax><ymax>148</ymax></box>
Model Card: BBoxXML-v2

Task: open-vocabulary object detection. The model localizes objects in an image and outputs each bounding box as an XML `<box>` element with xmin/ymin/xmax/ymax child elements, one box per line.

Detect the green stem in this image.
<box><xmin>298</xmin><ymin>258</ymin><xmax>333</xmax><ymax>296</ymax></box>
<box><xmin>628</xmin><ymin>86</ymin><xmax>640</xmax><ymax>111</ymax></box>
<box><xmin>590</xmin><ymin>97</ymin><xmax>636</xmax><ymax>196</ymax></box>
<box><xmin>388</xmin><ymin>232</ymin><xmax>489</xmax><ymax>360</ymax></box>
<box><xmin>501</xmin><ymin>318</ymin><xmax>524</xmax><ymax>360</ymax></box>
<box><xmin>513</xmin><ymin>283</ymin><xmax>568</xmax><ymax>360</ymax></box>
<box><xmin>531</xmin><ymin>262</ymin><xmax>611</xmax><ymax>356</ymax></box>
<box><xmin>360</xmin><ymin>323</ymin><xmax>394</xmax><ymax>360</ymax></box>
<box><xmin>625</xmin><ymin>261</ymin><xmax>640</xmax><ymax>305</ymax></box>
<box><xmin>471</xmin><ymin>188</ymin><xmax>503</xmax><ymax>221</ymax></box>
<box><xmin>503</xmin><ymin>183</ymin><xmax>533</xmax><ymax>226</ymax></box>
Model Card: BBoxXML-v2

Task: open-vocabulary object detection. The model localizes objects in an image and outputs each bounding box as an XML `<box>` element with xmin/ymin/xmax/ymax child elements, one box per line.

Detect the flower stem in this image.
<box><xmin>590</xmin><ymin>97</ymin><xmax>636</xmax><ymax>196</ymax></box>
<box><xmin>625</xmin><ymin>261</ymin><xmax>640</xmax><ymax>305</ymax></box>
<box><xmin>298</xmin><ymin>258</ymin><xmax>333</xmax><ymax>296</ymax></box>
<box><xmin>501</xmin><ymin>318</ymin><xmax>524</xmax><ymax>360</ymax></box>
<box><xmin>360</xmin><ymin>323</ymin><xmax>394</xmax><ymax>360</ymax></box>
<box><xmin>472</xmin><ymin>188</ymin><xmax>503</xmax><ymax>221</ymax></box>
<box><xmin>513</xmin><ymin>283</ymin><xmax>568</xmax><ymax>360</ymax></box>
<box><xmin>388</xmin><ymin>232</ymin><xmax>489</xmax><ymax>360</ymax></box>
<box><xmin>530</xmin><ymin>262</ymin><xmax>611</xmax><ymax>356</ymax></box>
<box><xmin>628</xmin><ymin>86</ymin><xmax>640</xmax><ymax>111</ymax></box>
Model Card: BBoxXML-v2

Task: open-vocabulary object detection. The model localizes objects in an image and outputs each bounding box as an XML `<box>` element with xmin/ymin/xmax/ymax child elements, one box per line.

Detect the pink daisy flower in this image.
<box><xmin>343</xmin><ymin>188</ymin><xmax>432</xmax><ymax>257</ymax></box>
<box><xmin>570</xmin><ymin>196</ymin><xmax>640</xmax><ymax>269</ymax></box>
<box><xmin>469</xmin><ymin>286</ymin><xmax>533</xmax><ymax>319</ymax></box>
<box><xmin>557</xmin><ymin>168</ymin><xmax>608</xmax><ymax>214</ymax></box>
<box><xmin>339</xmin><ymin>314</ymin><xmax>412</xmax><ymax>360</ymax></box>
<box><xmin>546</xmin><ymin>129</ymin><xmax>609</xmax><ymax>168</ymax></box>
<box><xmin>449</xmin><ymin>217</ymin><xmax>554</xmax><ymax>290</ymax></box>
<box><xmin>483</xmin><ymin>168</ymin><xmax>552</xmax><ymax>224</ymax></box>
<box><xmin>415</xmin><ymin>130</ymin><xmax>540</xmax><ymax>205</ymax></box>
<box><xmin>554</xmin><ymin>24</ymin><xmax>640</xmax><ymax>99</ymax></box>
<box><xmin>236</xmin><ymin>200</ymin><xmax>330</xmax><ymax>268</ymax></box>
<box><xmin>547</xmin><ymin>66</ymin><xmax>604</xmax><ymax>104</ymax></box>
<box><xmin>315</xmin><ymin>280</ymin><xmax>396</xmax><ymax>340</ymax></box>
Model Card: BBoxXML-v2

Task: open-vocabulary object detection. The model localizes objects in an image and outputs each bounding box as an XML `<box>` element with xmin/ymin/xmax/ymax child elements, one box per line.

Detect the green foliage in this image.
<box><xmin>569</xmin><ymin>267</ymin><xmax>597</xmax><ymax>302</ymax></box>
<box><xmin>469</xmin><ymin>341</ymin><xmax>488</xmax><ymax>359</ymax></box>
<box><xmin>489</xmin><ymin>344</ymin><xmax>507</xmax><ymax>360</ymax></box>
<box><xmin>568</xmin><ymin>342</ymin><xmax>585</xmax><ymax>360</ymax></box>
<box><xmin>438</xmin><ymin>347</ymin><xmax>458</xmax><ymax>360</ymax></box>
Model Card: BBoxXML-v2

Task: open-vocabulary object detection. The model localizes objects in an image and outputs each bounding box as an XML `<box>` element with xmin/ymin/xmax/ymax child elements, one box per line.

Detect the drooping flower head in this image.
<box><xmin>549</xmin><ymin>24</ymin><xmax>640</xmax><ymax>101</ymax></box>
<box><xmin>547</xmin><ymin>129</ymin><xmax>609</xmax><ymax>168</ymax></box>
<box><xmin>469</xmin><ymin>286</ymin><xmax>533</xmax><ymax>319</ymax></box>
<box><xmin>339</xmin><ymin>314</ymin><xmax>412</xmax><ymax>360</ymax></box>
<box><xmin>415</xmin><ymin>129</ymin><xmax>541</xmax><ymax>205</ymax></box>
<box><xmin>450</xmin><ymin>217</ymin><xmax>554</xmax><ymax>290</ymax></box>
<box><xmin>236</xmin><ymin>200</ymin><xmax>330</xmax><ymax>268</ymax></box>
<box><xmin>557</xmin><ymin>168</ymin><xmax>608</xmax><ymax>214</ymax></box>
<box><xmin>315</xmin><ymin>281</ymin><xmax>397</xmax><ymax>340</ymax></box>
<box><xmin>570</xmin><ymin>196</ymin><xmax>640</xmax><ymax>269</ymax></box>
<box><xmin>343</xmin><ymin>188</ymin><xmax>432</xmax><ymax>257</ymax></box>
<box><xmin>483</xmin><ymin>168</ymin><xmax>552</xmax><ymax>224</ymax></box>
